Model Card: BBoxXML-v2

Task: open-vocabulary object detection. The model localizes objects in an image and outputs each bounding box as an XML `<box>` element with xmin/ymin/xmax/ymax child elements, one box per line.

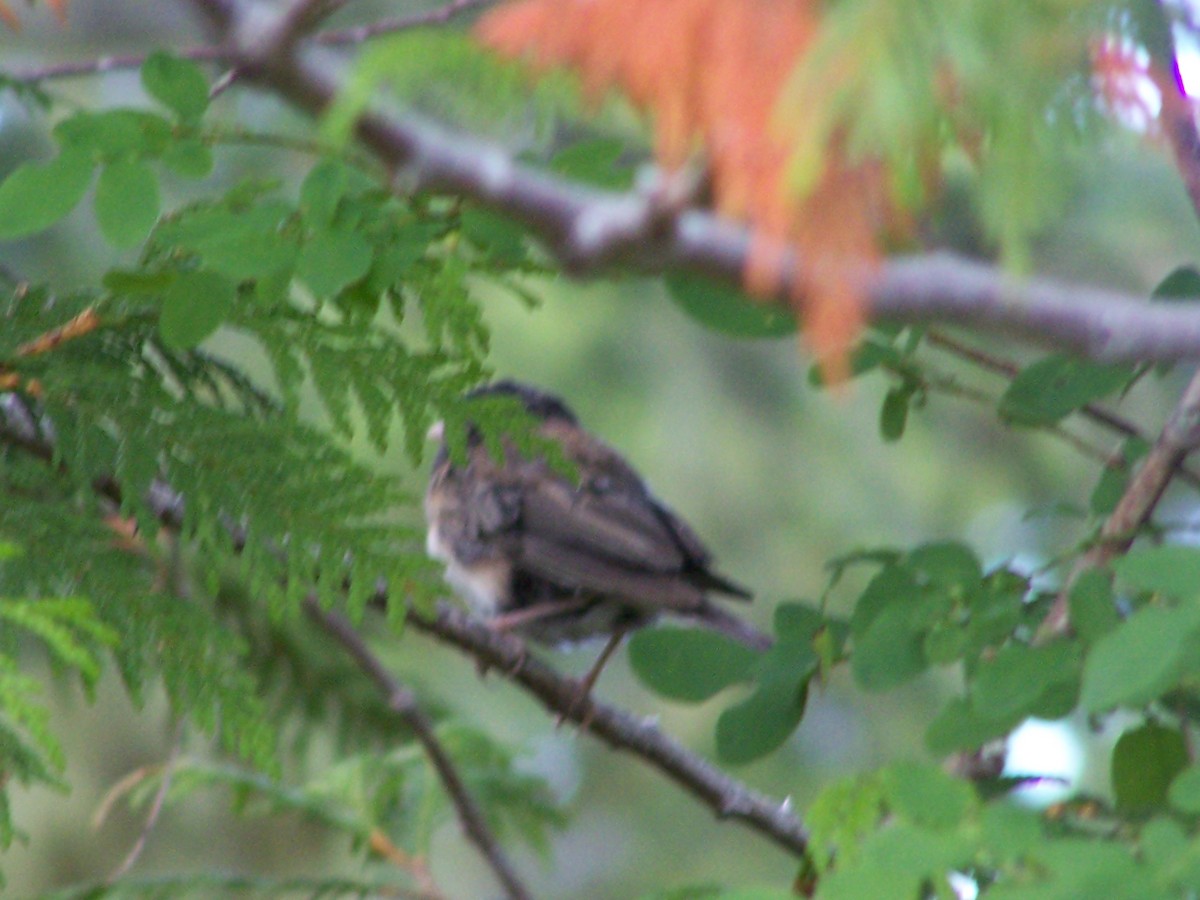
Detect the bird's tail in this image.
<box><xmin>690</xmin><ymin>603</ymin><xmax>772</xmax><ymax>651</ymax></box>
<box><xmin>695</xmin><ymin>569</ymin><xmax>753</xmax><ymax>601</ymax></box>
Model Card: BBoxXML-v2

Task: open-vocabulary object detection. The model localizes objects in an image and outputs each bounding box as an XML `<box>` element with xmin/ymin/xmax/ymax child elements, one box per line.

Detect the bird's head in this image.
<box><xmin>425</xmin><ymin>379</ymin><xmax>578</xmax><ymax>446</ymax></box>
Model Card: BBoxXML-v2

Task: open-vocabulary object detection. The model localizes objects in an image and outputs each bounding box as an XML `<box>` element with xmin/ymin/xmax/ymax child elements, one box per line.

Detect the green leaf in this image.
<box><xmin>300</xmin><ymin>158</ymin><xmax>350</xmax><ymax>228</ymax></box>
<box><xmin>0</xmin><ymin>147</ymin><xmax>94</xmax><ymax>239</ymax></box>
<box><xmin>1140</xmin><ymin>818</ymin><xmax>1193</xmax><ymax>886</ymax></box>
<box><xmin>297</xmin><ymin>228</ymin><xmax>374</xmax><ymax>298</ymax></box>
<box><xmin>712</xmin><ymin>626</ymin><xmax>818</xmax><ymax>763</ymax></box>
<box><xmin>103</xmin><ymin>268</ymin><xmax>176</xmax><ymax>295</ymax></box>
<box><xmin>809</xmin><ymin>337</ymin><xmax>904</xmax><ymax>386</ymax></box>
<box><xmin>879</xmin><ymin>387</ymin><xmax>909</xmax><ymax>442</ymax></box>
<box><xmin>818</xmin><ymin>821</ymin><xmax>974</xmax><ymax>900</ymax></box>
<box><xmin>1090</xmin><ymin>438</ymin><xmax>1149</xmax><ymax>515</ymax></box>
<box><xmin>773</xmin><ymin>603</ymin><xmax>826</xmax><ymax>642</ymax></box>
<box><xmin>1169</xmin><ymin>764</ymin><xmax>1200</xmax><ymax>814</ymax></box>
<box><xmin>460</xmin><ymin>206</ymin><xmax>526</xmax><ymax>264</ymax></box>
<box><xmin>715</xmin><ymin>678</ymin><xmax>807</xmax><ymax>765</ymax></box>
<box><xmin>95</xmin><ymin>159</ymin><xmax>159</xmax><ymax>248</ymax></box>
<box><xmin>1112</xmin><ymin>723</ymin><xmax>1188</xmax><ymax>814</ymax></box>
<box><xmin>971</xmin><ymin>641</ymin><xmax>1081</xmax><ymax>721</ymax></box>
<box><xmin>141</xmin><ymin>51</ymin><xmax>210</xmax><ymax>121</ymax></box>
<box><xmin>981</xmin><ymin>802</ymin><xmax>1042</xmax><ymax>857</ymax></box>
<box><xmin>627</xmin><ymin>627</ymin><xmax>758</xmax><ymax>702</ymax></box>
<box><xmin>909</xmin><ymin>541</ymin><xmax>983</xmax><ymax>593</ymax></box>
<box><xmin>54</xmin><ymin>109</ymin><xmax>173</xmax><ymax>158</ymax></box>
<box><xmin>999</xmin><ymin>355</ymin><xmax>1135</xmax><ymax>426</ymax></box>
<box><xmin>883</xmin><ymin>761</ymin><xmax>974</xmax><ymax>830</ymax></box>
<box><xmin>852</xmin><ymin>601</ymin><xmax>929</xmax><ymax>692</ymax></box>
<box><xmin>549</xmin><ymin>138</ymin><xmax>633</xmax><ymax>189</ymax></box>
<box><xmin>925</xmin><ymin>696</ymin><xmax>1021</xmax><ymax>754</ymax></box>
<box><xmin>159</xmin><ymin>269</ymin><xmax>237</xmax><ymax>348</ymax></box>
<box><xmin>851</xmin><ymin>563</ymin><xmax>921</xmax><ymax>636</ymax></box>
<box><xmin>1115</xmin><ymin>545</ymin><xmax>1200</xmax><ymax>599</ymax></box>
<box><xmin>1152</xmin><ymin>265</ymin><xmax>1200</xmax><ymax>303</ymax></box>
<box><xmin>1079</xmin><ymin>602</ymin><xmax>1200</xmax><ymax>712</ymax></box>
<box><xmin>665</xmin><ymin>274</ymin><xmax>796</xmax><ymax>338</ymax></box>
<box><xmin>161</xmin><ymin>139</ymin><xmax>214</xmax><ymax>178</ymax></box>
<box><xmin>1069</xmin><ymin>568</ymin><xmax>1119</xmax><ymax>646</ymax></box>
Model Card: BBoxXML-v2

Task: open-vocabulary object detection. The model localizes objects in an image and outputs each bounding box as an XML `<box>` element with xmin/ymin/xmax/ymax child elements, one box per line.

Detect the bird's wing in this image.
<box><xmin>511</xmin><ymin>472</ymin><xmax>714</xmax><ymax>612</ymax></box>
<box><xmin>521</xmin><ymin>476</ymin><xmax>691</xmax><ymax>571</ymax></box>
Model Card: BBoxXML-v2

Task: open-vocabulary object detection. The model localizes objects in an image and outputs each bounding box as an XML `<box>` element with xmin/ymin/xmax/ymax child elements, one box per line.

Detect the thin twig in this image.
<box><xmin>5</xmin><ymin>0</ymin><xmax>495</xmax><ymax>84</ymax></box>
<box><xmin>1037</xmin><ymin>2</ymin><xmax>1200</xmax><ymax>640</ymax></box>
<box><xmin>106</xmin><ymin>723</ymin><xmax>185</xmax><ymax>883</ymax></box>
<box><xmin>404</xmin><ymin>603</ymin><xmax>810</xmax><ymax>857</ymax></box>
<box><xmin>885</xmin><ymin>357</ymin><xmax>1122</xmax><ymax>468</ymax></box>
<box><xmin>1038</xmin><ymin>367</ymin><xmax>1200</xmax><ymax>639</ymax></box>
<box><xmin>924</xmin><ymin>329</ymin><xmax>1200</xmax><ymax>490</ymax></box>
<box><xmin>302</xmin><ymin>596</ymin><xmax>533</xmax><ymax>900</ymax></box>
<box><xmin>316</xmin><ymin>0</ymin><xmax>494</xmax><ymax>44</ymax></box>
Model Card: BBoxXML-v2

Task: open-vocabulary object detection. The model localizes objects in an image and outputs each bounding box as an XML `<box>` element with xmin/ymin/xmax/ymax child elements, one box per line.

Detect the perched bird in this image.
<box><xmin>424</xmin><ymin>380</ymin><xmax>768</xmax><ymax>693</ymax></box>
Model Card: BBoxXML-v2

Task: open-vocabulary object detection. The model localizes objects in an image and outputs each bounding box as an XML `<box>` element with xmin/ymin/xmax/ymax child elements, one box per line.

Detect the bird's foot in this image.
<box><xmin>556</xmin><ymin>682</ymin><xmax>596</xmax><ymax>730</ymax></box>
<box><xmin>554</xmin><ymin>629</ymin><xmax>625</xmax><ymax>730</ymax></box>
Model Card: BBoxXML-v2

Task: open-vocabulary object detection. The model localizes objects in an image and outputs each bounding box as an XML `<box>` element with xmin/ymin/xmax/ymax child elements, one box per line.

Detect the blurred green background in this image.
<box><xmin>5</xmin><ymin>1</ymin><xmax>1200</xmax><ymax>896</ymax></box>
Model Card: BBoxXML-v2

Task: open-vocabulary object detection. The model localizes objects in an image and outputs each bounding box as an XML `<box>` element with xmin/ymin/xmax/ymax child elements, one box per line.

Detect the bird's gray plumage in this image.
<box><xmin>425</xmin><ymin>380</ymin><xmax>755</xmax><ymax>647</ymax></box>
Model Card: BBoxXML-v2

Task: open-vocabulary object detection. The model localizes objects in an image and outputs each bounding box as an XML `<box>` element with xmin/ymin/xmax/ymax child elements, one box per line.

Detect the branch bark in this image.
<box><xmin>303</xmin><ymin>596</ymin><xmax>533</xmax><ymax>900</ymax></box>
<box><xmin>177</xmin><ymin>0</ymin><xmax>1200</xmax><ymax>364</ymax></box>
<box><xmin>7</xmin><ymin>0</ymin><xmax>494</xmax><ymax>83</ymax></box>
<box><xmin>404</xmin><ymin>603</ymin><xmax>810</xmax><ymax>857</ymax></box>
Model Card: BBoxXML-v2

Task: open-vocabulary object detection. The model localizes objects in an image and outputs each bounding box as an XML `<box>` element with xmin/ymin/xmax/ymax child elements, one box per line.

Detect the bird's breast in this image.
<box><xmin>427</xmin><ymin>522</ymin><xmax>511</xmax><ymax>617</ymax></box>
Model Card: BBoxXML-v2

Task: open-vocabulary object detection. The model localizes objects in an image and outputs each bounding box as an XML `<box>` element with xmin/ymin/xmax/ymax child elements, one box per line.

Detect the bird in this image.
<box><xmin>424</xmin><ymin>380</ymin><xmax>768</xmax><ymax>697</ymax></box>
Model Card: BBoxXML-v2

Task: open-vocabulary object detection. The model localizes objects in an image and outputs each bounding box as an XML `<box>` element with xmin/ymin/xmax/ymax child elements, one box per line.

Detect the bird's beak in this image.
<box><xmin>426</xmin><ymin>420</ymin><xmax>445</xmax><ymax>442</ymax></box>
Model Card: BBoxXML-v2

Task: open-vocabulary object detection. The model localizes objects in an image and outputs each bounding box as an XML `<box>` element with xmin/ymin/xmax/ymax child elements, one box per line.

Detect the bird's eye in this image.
<box><xmin>589</xmin><ymin>475</ymin><xmax>613</xmax><ymax>493</ymax></box>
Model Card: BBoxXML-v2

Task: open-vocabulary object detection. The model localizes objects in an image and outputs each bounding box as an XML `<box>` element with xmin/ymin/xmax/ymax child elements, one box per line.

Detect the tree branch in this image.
<box><xmin>302</xmin><ymin>596</ymin><xmax>533</xmax><ymax>900</ymax></box>
<box><xmin>5</xmin><ymin>0</ymin><xmax>494</xmax><ymax>83</ymax></box>
<box><xmin>1037</xmin><ymin>367</ymin><xmax>1200</xmax><ymax>640</ymax></box>
<box><xmin>174</xmin><ymin>0</ymin><xmax>1200</xmax><ymax>364</ymax></box>
<box><xmin>403</xmin><ymin>603</ymin><xmax>810</xmax><ymax>857</ymax></box>
<box><xmin>923</xmin><ymin>329</ymin><xmax>1200</xmax><ymax>490</ymax></box>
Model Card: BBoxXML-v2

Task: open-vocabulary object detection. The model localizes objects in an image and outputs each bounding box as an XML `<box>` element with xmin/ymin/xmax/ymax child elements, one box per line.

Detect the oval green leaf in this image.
<box><xmin>95</xmin><ymin>159</ymin><xmax>159</xmax><ymax>248</ymax></box>
<box><xmin>852</xmin><ymin>602</ymin><xmax>928</xmax><ymax>692</ymax></box>
<box><xmin>1068</xmin><ymin>568</ymin><xmax>1119</xmax><ymax>646</ymax></box>
<box><xmin>0</xmin><ymin>147</ymin><xmax>94</xmax><ymax>239</ymax></box>
<box><xmin>159</xmin><ymin>269</ymin><xmax>236</xmax><ymax>348</ymax></box>
<box><xmin>627</xmin><ymin>626</ymin><xmax>758</xmax><ymax>702</ymax></box>
<box><xmin>1079</xmin><ymin>602</ymin><xmax>1200</xmax><ymax>713</ymax></box>
<box><xmin>883</xmin><ymin>761</ymin><xmax>975</xmax><ymax>830</ymax></box>
<box><xmin>162</xmin><ymin>139</ymin><xmax>214</xmax><ymax>179</ymax></box>
<box><xmin>999</xmin><ymin>354</ymin><xmax>1135</xmax><ymax>426</ymax></box>
<box><xmin>665</xmin><ymin>273</ymin><xmax>796</xmax><ymax>338</ymax></box>
<box><xmin>1169</xmin><ymin>763</ymin><xmax>1200</xmax><ymax>813</ymax></box>
<box><xmin>1115</xmin><ymin>545</ymin><xmax>1200</xmax><ymax>600</ymax></box>
<box><xmin>297</xmin><ymin>227</ymin><xmax>374</xmax><ymax>299</ymax></box>
<box><xmin>715</xmin><ymin>679</ymin><xmax>807</xmax><ymax>765</ymax></box>
<box><xmin>549</xmin><ymin>138</ymin><xmax>633</xmax><ymax>189</ymax></box>
<box><xmin>971</xmin><ymin>642</ymin><xmax>1081</xmax><ymax>722</ymax></box>
<box><xmin>879</xmin><ymin>387</ymin><xmax>909</xmax><ymax>442</ymax></box>
<box><xmin>141</xmin><ymin>51</ymin><xmax>210</xmax><ymax>121</ymax></box>
<box><xmin>909</xmin><ymin>541</ymin><xmax>982</xmax><ymax>591</ymax></box>
<box><xmin>1112</xmin><ymin>723</ymin><xmax>1188</xmax><ymax>814</ymax></box>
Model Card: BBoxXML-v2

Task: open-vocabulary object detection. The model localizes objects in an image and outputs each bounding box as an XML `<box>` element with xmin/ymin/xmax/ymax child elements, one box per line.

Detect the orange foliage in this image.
<box><xmin>477</xmin><ymin>0</ymin><xmax>893</xmax><ymax>378</ymax></box>
<box><xmin>0</xmin><ymin>0</ymin><xmax>68</xmax><ymax>29</ymax></box>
